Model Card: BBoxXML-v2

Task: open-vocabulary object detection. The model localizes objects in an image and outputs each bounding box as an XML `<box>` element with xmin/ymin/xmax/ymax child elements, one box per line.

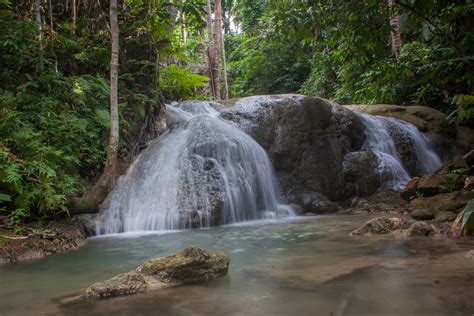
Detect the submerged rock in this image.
<box><xmin>406</xmin><ymin>222</ymin><xmax>437</xmax><ymax>236</ymax></box>
<box><xmin>61</xmin><ymin>247</ymin><xmax>229</xmax><ymax>304</ymax></box>
<box><xmin>350</xmin><ymin>217</ymin><xmax>411</xmax><ymax>236</ymax></box>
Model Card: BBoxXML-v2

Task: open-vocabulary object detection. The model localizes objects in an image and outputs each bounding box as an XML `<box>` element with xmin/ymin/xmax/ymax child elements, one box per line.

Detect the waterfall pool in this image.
<box><xmin>1</xmin><ymin>215</ymin><xmax>472</xmax><ymax>315</ymax></box>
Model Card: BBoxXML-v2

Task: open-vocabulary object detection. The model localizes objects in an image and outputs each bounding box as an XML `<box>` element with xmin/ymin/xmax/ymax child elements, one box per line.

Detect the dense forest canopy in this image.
<box><xmin>0</xmin><ymin>0</ymin><xmax>473</xmax><ymax>227</ymax></box>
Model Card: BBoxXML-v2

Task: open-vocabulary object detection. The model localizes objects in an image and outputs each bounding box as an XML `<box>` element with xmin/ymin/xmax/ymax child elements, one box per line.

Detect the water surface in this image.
<box><xmin>0</xmin><ymin>215</ymin><xmax>473</xmax><ymax>316</ymax></box>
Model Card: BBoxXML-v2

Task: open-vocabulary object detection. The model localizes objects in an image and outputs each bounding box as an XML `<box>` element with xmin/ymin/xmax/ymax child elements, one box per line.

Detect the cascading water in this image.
<box><xmin>358</xmin><ymin>113</ymin><xmax>442</xmax><ymax>190</ymax></box>
<box><xmin>96</xmin><ymin>101</ymin><xmax>294</xmax><ymax>234</ymax></box>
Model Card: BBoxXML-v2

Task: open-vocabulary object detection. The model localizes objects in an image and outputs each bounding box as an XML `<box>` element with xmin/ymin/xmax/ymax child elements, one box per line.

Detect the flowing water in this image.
<box><xmin>96</xmin><ymin>101</ymin><xmax>293</xmax><ymax>234</ymax></box>
<box><xmin>358</xmin><ymin>114</ymin><xmax>441</xmax><ymax>190</ymax></box>
<box><xmin>0</xmin><ymin>216</ymin><xmax>473</xmax><ymax>316</ymax></box>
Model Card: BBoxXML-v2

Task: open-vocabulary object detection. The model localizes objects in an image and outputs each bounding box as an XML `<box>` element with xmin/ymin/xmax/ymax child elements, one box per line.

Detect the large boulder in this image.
<box><xmin>222</xmin><ymin>95</ymin><xmax>367</xmax><ymax>201</ymax></box>
<box><xmin>287</xmin><ymin>190</ymin><xmax>340</xmax><ymax>214</ymax></box>
<box><xmin>61</xmin><ymin>247</ymin><xmax>229</xmax><ymax>303</ymax></box>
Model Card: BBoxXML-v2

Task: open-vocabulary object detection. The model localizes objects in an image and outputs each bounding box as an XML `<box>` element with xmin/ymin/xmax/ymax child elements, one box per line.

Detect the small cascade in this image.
<box><xmin>96</xmin><ymin>101</ymin><xmax>294</xmax><ymax>234</ymax></box>
<box><xmin>358</xmin><ymin>113</ymin><xmax>442</xmax><ymax>190</ymax></box>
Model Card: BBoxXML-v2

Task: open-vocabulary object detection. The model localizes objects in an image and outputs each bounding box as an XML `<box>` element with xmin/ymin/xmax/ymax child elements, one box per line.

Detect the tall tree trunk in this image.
<box><xmin>70</xmin><ymin>0</ymin><xmax>120</xmax><ymax>214</ymax></box>
<box><xmin>205</xmin><ymin>0</ymin><xmax>219</xmax><ymax>99</ymax></box>
<box><xmin>104</xmin><ymin>0</ymin><xmax>120</xmax><ymax>186</ymax></box>
<box><xmin>388</xmin><ymin>0</ymin><xmax>402</xmax><ymax>58</ymax></box>
<box><xmin>214</xmin><ymin>0</ymin><xmax>228</xmax><ymax>99</ymax></box>
<box><xmin>72</xmin><ymin>0</ymin><xmax>77</xmax><ymax>34</ymax></box>
<box><xmin>34</xmin><ymin>0</ymin><xmax>44</xmax><ymax>70</ymax></box>
<box><xmin>48</xmin><ymin>0</ymin><xmax>54</xmax><ymax>32</ymax></box>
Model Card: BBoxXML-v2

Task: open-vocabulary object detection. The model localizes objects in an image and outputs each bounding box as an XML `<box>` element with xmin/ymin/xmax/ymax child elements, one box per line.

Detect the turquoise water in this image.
<box><xmin>0</xmin><ymin>215</ymin><xmax>473</xmax><ymax>316</ymax></box>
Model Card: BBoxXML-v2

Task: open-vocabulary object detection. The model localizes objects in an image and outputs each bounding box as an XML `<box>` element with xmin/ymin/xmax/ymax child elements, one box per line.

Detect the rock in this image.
<box><xmin>401</xmin><ymin>174</ymin><xmax>465</xmax><ymax>201</ymax></box>
<box><xmin>410</xmin><ymin>209</ymin><xmax>435</xmax><ymax>220</ymax></box>
<box><xmin>344</xmin><ymin>104</ymin><xmax>454</xmax><ymax>158</ymax></box>
<box><xmin>406</xmin><ymin>221</ymin><xmax>436</xmax><ymax>236</ymax></box>
<box><xmin>456</xmin><ymin>125</ymin><xmax>474</xmax><ymax>153</ymax></box>
<box><xmin>465</xmin><ymin>176</ymin><xmax>474</xmax><ymax>190</ymax></box>
<box><xmin>342</xmin><ymin>151</ymin><xmax>382</xmax><ymax>197</ymax></box>
<box><xmin>288</xmin><ymin>191</ymin><xmax>340</xmax><ymax>214</ymax></box>
<box><xmin>400</xmin><ymin>177</ymin><xmax>420</xmax><ymax>201</ymax></box>
<box><xmin>222</xmin><ymin>95</ymin><xmax>366</xmax><ymax>201</ymax></box>
<box><xmin>436</xmin><ymin>155</ymin><xmax>469</xmax><ymax>175</ymax></box>
<box><xmin>409</xmin><ymin>191</ymin><xmax>474</xmax><ymax>214</ymax></box>
<box><xmin>64</xmin><ymin>247</ymin><xmax>229</xmax><ymax>303</ymax></box>
<box><xmin>350</xmin><ymin>217</ymin><xmax>411</xmax><ymax>236</ymax></box>
<box><xmin>434</xmin><ymin>211</ymin><xmax>457</xmax><ymax>223</ymax></box>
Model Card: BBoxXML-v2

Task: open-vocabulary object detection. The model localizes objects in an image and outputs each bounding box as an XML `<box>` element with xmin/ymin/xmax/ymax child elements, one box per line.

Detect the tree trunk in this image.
<box><xmin>205</xmin><ymin>0</ymin><xmax>219</xmax><ymax>99</ymax></box>
<box><xmin>105</xmin><ymin>0</ymin><xmax>120</xmax><ymax>187</ymax></box>
<box><xmin>69</xmin><ymin>0</ymin><xmax>120</xmax><ymax>214</ymax></box>
<box><xmin>48</xmin><ymin>0</ymin><xmax>54</xmax><ymax>32</ymax></box>
<box><xmin>388</xmin><ymin>0</ymin><xmax>402</xmax><ymax>58</ymax></box>
<box><xmin>72</xmin><ymin>0</ymin><xmax>77</xmax><ymax>34</ymax></box>
<box><xmin>214</xmin><ymin>0</ymin><xmax>228</xmax><ymax>99</ymax></box>
<box><xmin>34</xmin><ymin>0</ymin><xmax>44</xmax><ymax>70</ymax></box>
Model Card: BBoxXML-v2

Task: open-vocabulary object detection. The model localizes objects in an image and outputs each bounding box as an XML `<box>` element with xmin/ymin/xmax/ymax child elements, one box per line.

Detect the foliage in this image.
<box><xmin>160</xmin><ymin>64</ymin><xmax>208</xmax><ymax>100</ymax></box>
<box><xmin>0</xmin><ymin>0</ymin><xmax>208</xmax><ymax>223</ymax></box>
<box><xmin>226</xmin><ymin>0</ymin><xmax>473</xmax><ymax>112</ymax></box>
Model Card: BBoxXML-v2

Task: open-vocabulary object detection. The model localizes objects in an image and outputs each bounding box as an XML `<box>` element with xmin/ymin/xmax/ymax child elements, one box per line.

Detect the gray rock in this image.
<box><xmin>434</xmin><ymin>211</ymin><xmax>457</xmax><ymax>223</ymax></box>
<box><xmin>350</xmin><ymin>217</ymin><xmax>411</xmax><ymax>236</ymax></box>
<box><xmin>61</xmin><ymin>247</ymin><xmax>229</xmax><ymax>304</ymax></box>
<box><xmin>222</xmin><ymin>95</ymin><xmax>366</xmax><ymax>201</ymax></box>
<box><xmin>410</xmin><ymin>209</ymin><xmax>435</xmax><ymax>220</ymax></box>
<box><xmin>288</xmin><ymin>191</ymin><xmax>340</xmax><ymax>214</ymax></box>
<box><xmin>406</xmin><ymin>221</ymin><xmax>436</xmax><ymax>236</ymax></box>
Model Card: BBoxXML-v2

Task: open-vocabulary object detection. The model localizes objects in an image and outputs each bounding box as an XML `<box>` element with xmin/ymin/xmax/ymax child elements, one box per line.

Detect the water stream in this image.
<box><xmin>0</xmin><ymin>216</ymin><xmax>472</xmax><ymax>316</ymax></box>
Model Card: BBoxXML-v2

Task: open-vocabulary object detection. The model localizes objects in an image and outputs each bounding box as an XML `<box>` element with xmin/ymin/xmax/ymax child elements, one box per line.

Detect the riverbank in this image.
<box><xmin>0</xmin><ymin>219</ymin><xmax>87</xmax><ymax>265</ymax></box>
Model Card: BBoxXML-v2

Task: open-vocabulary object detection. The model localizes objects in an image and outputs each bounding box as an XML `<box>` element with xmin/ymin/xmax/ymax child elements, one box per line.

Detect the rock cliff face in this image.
<box><xmin>222</xmin><ymin>96</ymin><xmax>366</xmax><ymax>203</ymax></box>
<box><xmin>221</xmin><ymin>95</ymin><xmax>444</xmax><ymax>207</ymax></box>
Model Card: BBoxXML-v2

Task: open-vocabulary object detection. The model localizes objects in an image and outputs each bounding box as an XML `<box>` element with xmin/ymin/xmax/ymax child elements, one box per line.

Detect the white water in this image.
<box><xmin>96</xmin><ymin>101</ymin><xmax>294</xmax><ymax>234</ymax></box>
<box><xmin>358</xmin><ymin>113</ymin><xmax>441</xmax><ymax>190</ymax></box>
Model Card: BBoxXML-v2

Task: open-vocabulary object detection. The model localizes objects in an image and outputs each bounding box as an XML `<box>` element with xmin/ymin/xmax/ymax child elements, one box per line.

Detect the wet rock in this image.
<box><xmin>222</xmin><ymin>95</ymin><xmax>366</xmax><ymax>201</ymax></box>
<box><xmin>344</xmin><ymin>104</ymin><xmax>453</xmax><ymax>158</ymax></box>
<box><xmin>342</xmin><ymin>151</ymin><xmax>382</xmax><ymax>197</ymax></box>
<box><xmin>434</xmin><ymin>211</ymin><xmax>457</xmax><ymax>223</ymax></box>
<box><xmin>288</xmin><ymin>191</ymin><xmax>340</xmax><ymax>214</ymax></box>
<box><xmin>406</xmin><ymin>222</ymin><xmax>436</xmax><ymax>236</ymax></box>
<box><xmin>436</xmin><ymin>155</ymin><xmax>469</xmax><ymax>175</ymax></box>
<box><xmin>400</xmin><ymin>177</ymin><xmax>420</xmax><ymax>201</ymax></box>
<box><xmin>350</xmin><ymin>217</ymin><xmax>411</xmax><ymax>236</ymax></box>
<box><xmin>401</xmin><ymin>174</ymin><xmax>465</xmax><ymax>201</ymax></box>
<box><xmin>410</xmin><ymin>191</ymin><xmax>474</xmax><ymax>214</ymax></box>
<box><xmin>410</xmin><ymin>209</ymin><xmax>435</xmax><ymax>221</ymax></box>
<box><xmin>63</xmin><ymin>247</ymin><xmax>229</xmax><ymax>303</ymax></box>
<box><xmin>463</xmin><ymin>150</ymin><xmax>474</xmax><ymax>167</ymax></box>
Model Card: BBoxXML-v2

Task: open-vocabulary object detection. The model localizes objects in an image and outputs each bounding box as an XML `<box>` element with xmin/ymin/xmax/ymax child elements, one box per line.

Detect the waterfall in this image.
<box><xmin>96</xmin><ymin>101</ymin><xmax>294</xmax><ymax>234</ymax></box>
<box><xmin>358</xmin><ymin>113</ymin><xmax>441</xmax><ymax>190</ymax></box>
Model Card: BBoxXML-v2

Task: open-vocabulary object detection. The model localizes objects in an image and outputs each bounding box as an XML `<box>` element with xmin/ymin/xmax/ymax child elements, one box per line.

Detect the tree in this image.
<box><xmin>69</xmin><ymin>0</ymin><xmax>120</xmax><ymax>213</ymax></box>
<box><xmin>388</xmin><ymin>0</ymin><xmax>402</xmax><ymax>57</ymax></box>
<box><xmin>214</xmin><ymin>0</ymin><xmax>229</xmax><ymax>99</ymax></box>
<box><xmin>206</xmin><ymin>0</ymin><xmax>219</xmax><ymax>99</ymax></box>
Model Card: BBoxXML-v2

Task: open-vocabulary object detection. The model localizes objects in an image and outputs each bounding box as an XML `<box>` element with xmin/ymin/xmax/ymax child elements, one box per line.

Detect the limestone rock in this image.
<box><xmin>410</xmin><ymin>209</ymin><xmax>435</xmax><ymax>220</ymax></box>
<box><xmin>64</xmin><ymin>247</ymin><xmax>229</xmax><ymax>303</ymax></box>
<box><xmin>436</xmin><ymin>155</ymin><xmax>469</xmax><ymax>175</ymax></box>
<box><xmin>222</xmin><ymin>95</ymin><xmax>366</xmax><ymax>201</ymax></box>
<box><xmin>406</xmin><ymin>221</ymin><xmax>436</xmax><ymax>236</ymax></box>
<box><xmin>350</xmin><ymin>217</ymin><xmax>411</xmax><ymax>236</ymax></box>
<box><xmin>409</xmin><ymin>191</ymin><xmax>474</xmax><ymax>214</ymax></box>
